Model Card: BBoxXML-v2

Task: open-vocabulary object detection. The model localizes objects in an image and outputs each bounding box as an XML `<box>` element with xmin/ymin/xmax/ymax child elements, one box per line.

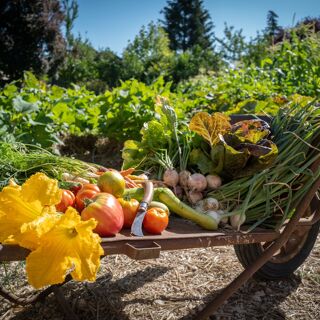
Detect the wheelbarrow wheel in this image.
<box><xmin>234</xmin><ymin>219</ymin><xmax>320</xmax><ymax>280</ymax></box>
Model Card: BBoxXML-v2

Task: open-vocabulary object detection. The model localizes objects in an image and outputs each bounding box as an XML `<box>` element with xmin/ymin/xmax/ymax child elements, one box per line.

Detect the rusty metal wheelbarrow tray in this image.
<box><xmin>0</xmin><ymin>217</ymin><xmax>281</xmax><ymax>262</ymax></box>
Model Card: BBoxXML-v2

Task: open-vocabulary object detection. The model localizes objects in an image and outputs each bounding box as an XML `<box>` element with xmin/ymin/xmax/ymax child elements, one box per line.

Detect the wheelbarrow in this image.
<box><xmin>1</xmin><ymin>115</ymin><xmax>320</xmax><ymax>319</ymax></box>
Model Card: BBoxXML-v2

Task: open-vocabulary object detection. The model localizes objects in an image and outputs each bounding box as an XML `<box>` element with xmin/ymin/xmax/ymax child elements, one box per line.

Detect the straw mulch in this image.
<box><xmin>1</xmin><ymin>236</ymin><xmax>319</xmax><ymax>320</ymax></box>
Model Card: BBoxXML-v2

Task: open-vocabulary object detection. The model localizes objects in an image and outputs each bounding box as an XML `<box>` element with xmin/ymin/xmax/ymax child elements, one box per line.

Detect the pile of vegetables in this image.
<box><xmin>122</xmin><ymin>97</ymin><xmax>320</xmax><ymax>231</ymax></box>
<box><xmin>211</xmin><ymin>100</ymin><xmax>320</xmax><ymax>230</ymax></box>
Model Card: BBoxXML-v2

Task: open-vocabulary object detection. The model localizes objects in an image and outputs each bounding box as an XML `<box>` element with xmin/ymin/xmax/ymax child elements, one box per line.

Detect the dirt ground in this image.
<box><xmin>58</xmin><ymin>135</ymin><xmax>123</xmax><ymax>169</ymax></box>
<box><xmin>1</xmin><ymin>235</ymin><xmax>319</xmax><ymax>320</ymax></box>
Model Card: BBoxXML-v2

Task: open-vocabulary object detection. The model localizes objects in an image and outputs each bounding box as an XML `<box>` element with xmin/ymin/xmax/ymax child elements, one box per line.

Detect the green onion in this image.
<box><xmin>0</xmin><ymin>142</ymin><xmax>99</xmax><ymax>188</ymax></box>
<box><xmin>209</xmin><ymin>100</ymin><xmax>320</xmax><ymax>229</ymax></box>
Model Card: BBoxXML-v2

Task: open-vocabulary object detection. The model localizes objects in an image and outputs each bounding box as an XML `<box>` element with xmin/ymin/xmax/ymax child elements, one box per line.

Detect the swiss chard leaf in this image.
<box><xmin>189</xmin><ymin>112</ymin><xmax>231</xmax><ymax>146</ymax></box>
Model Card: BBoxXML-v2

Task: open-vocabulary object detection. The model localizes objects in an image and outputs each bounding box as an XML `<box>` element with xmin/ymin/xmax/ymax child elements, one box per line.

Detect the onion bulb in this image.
<box><xmin>163</xmin><ymin>169</ymin><xmax>179</xmax><ymax>187</ymax></box>
<box><xmin>203</xmin><ymin>197</ymin><xmax>219</xmax><ymax>211</ymax></box>
<box><xmin>174</xmin><ymin>185</ymin><xmax>184</xmax><ymax>199</ymax></box>
<box><xmin>187</xmin><ymin>190</ymin><xmax>203</xmax><ymax>204</ymax></box>
<box><xmin>138</xmin><ymin>173</ymin><xmax>148</xmax><ymax>180</ymax></box>
<box><xmin>188</xmin><ymin>173</ymin><xmax>207</xmax><ymax>192</ymax></box>
<box><xmin>206</xmin><ymin>211</ymin><xmax>221</xmax><ymax>225</ymax></box>
<box><xmin>206</xmin><ymin>175</ymin><xmax>222</xmax><ymax>189</ymax></box>
<box><xmin>217</xmin><ymin>210</ymin><xmax>228</xmax><ymax>224</ymax></box>
<box><xmin>230</xmin><ymin>214</ymin><xmax>246</xmax><ymax>230</ymax></box>
<box><xmin>179</xmin><ymin>170</ymin><xmax>191</xmax><ymax>188</ymax></box>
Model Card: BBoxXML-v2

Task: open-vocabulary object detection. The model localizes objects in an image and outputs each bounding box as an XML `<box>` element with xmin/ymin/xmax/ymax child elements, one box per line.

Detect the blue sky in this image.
<box><xmin>73</xmin><ymin>0</ymin><xmax>320</xmax><ymax>54</ymax></box>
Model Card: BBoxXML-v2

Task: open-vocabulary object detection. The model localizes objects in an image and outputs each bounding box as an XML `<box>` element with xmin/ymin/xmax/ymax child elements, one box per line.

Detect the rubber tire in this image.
<box><xmin>234</xmin><ymin>219</ymin><xmax>320</xmax><ymax>280</ymax></box>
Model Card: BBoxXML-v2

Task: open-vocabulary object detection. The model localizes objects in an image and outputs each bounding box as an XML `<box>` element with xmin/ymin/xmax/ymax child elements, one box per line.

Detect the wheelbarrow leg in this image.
<box><xmin>195</xmin><ymin>171</ymin><xmax>320</xmax><ymax>319</ymax></box>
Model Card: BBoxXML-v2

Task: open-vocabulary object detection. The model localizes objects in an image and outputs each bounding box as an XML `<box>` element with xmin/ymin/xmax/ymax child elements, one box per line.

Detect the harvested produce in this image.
<box><xmin>81</xmin><ymin>193</ymin><xmax>124</xmax><ymax>237</ymax></box>
<box><xmin>206</xmin><ymin>211</ymin><xmax>222</xmax><ymax>225</ymax></box>
<box><xmin>124</xmin><ymin>187</ymin><xmax>219</xmax><ymax>230</ymax></box>
<box><xmin>0</xmin><ymin>142</ymin><xmax>100</xmax><ymax>189</ymax></box>
<box><xmin>187</xmin><ymin>173</ymin><xmax>207</xmax><ymax>192</ymax></box>
<box><xmin>75</xmin><ymin>184</ymin><xmax>100</xmax><ymax>212</ymax></box>
<box><xmin>163</xmin><ymin>168</ymin><xmax>179</xmax><ymax>188</ymax></box>
<box><xmin>118</xmin><ymin>197</ymin><xmax>140</xmax><ymax>228</ymax></box>
<box><xmin>0</xmin><ymin>173</ymin><xmax>103</xmax><ymax>289</ymax></box>
<box><xmin>56</xmin><ymin>189</ymin><xmax>75</xmax><ymax>213</ymax></box>
<box><xmin>149</xmin><ymin>201</ymin><xmax>170</xmax><ymax>216</ymax></box>
<box><xmin>187</xmin><ymin>190</ymin><xmax>203</xmax><ymax>204</ymax></box>
<box><xmin>210</xmin><ymin>101</ymin><xmax>320</xmax><ymax>230</ymax></box>
<box><xmin>179</xmin><ymin>170</ymin><xmax>191</xmax><ymax>188</ymax></box>
<box><xmin>230</xmin><ymin>213</ymin><xmax>246</xmax><ymax>229</ymax></box>
<box><xmin>143</xmin><ymin>207</ymin><xmax>169</xmax><ymax>234</ymax></box>
<box><xmin>189</xmin><ymin>114</ymin><xmax>278</xmax><ymax>178</ymax></box>
<box><xmin>196</xmin><ymin>197</ymin><xmax>219</xmax><ymax>212</ymax></box>
<box><xmin>206</xmin><ymin>175</ymin><xmax>222</xmax><ymax>189</ymax></box>
<box><xmin>97</xmin><ymin>171</ymin><xmax>125</xmax><ymax>198</ymax></box>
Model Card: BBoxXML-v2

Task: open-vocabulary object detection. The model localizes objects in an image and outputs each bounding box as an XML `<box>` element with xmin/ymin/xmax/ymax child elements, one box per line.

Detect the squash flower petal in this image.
<box><xmin>21</xmin><ymin>172</ymin><xmax>62</xmax><ymax>206</ymax></box>
<box><xmin>18</xmin><ymin>213</ymin><xmax>62</xmax><ymax>250</ymax></box>
<box><xmin>0</xmin><ymin>173</ymin><xmax>62</xmax><ymax>244</ymax></box>
<box><xmin>26</xmin><ymin>208</ymin><xmax>104</xmax><ymax>289</ymax></box>
<box><xmin>0</xmin><ymin>186</ymin><xmax>43</xmax><ymax>243</ymax></box>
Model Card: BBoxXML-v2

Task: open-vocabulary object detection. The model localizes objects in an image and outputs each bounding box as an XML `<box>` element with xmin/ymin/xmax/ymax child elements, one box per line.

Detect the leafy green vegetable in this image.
<box><xmin>230</xmin><ymin>119</ymin><xmax>270</xmax><ymax>143</ymax></box>
<box><xmin>189</xmin><ymin>112</ymin><xmax>231</xmax><ymax>146</ymax></box>
<box><xmin>189</xmin><ymin>149</ymin><xmax>214</xmax><ymax>175</ymax></box>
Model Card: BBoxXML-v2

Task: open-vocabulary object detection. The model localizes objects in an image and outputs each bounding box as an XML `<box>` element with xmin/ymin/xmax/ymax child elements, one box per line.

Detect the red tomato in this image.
<box><xmin>69</xmin><ymin>183</ymin><xmax>82</xmax><ymax>196</ymax></box>
<box><xmin>75</xmin><ymin>184</ymin><xmax>100</xmax><ymax>212</ymax></box>
<box><xmin>81</xmin><ymin>193</ymin><xmax>124</xmax><ymax>237</ymax></box>
<box><xmin>118</xmin><ymin>198</ymin><xmax>139</xmax><ymax>228</ymax></box>
<box><xmin>143</xmin><ymin>208</ymin><xmax>169</xmax><ymax>234</ymax></box>
<box><xmin>56</xmin><ymin>190</ymin><xmax>75</xmax><ymax>213</ymax></box>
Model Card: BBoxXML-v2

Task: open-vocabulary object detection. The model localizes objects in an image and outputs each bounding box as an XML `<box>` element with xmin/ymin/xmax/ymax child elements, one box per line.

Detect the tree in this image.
<box><xmin>265</xmin><ymin>10</ymin><xmax>280</xmax><ymax>38</ymax></box>
<box><xmin>122</xmin><ymin>22</ymin><xmax>173</xmax><ymax>83</ymax></box>
<box><xmin>0</xmin><ymin>0</ymin><xmax>66</xmax><ymax>83</ymax></box>
<box><xmin>57</xmin><ymin>37</ymin><xmax>98</xmax><ymax>87</ymax></box>
<box><xmin>95</xmin><ymin>49</ymin><xmax>123</xmax><ymax>89</ymax></box>
<box><xmin>216</xmin><ymin>23</ymin><xmax>247</xmax><ymax>63</ymax></box>
<box><xmin>62</xmin><ymin>0</ymin><xmax>79</xmax><ymax>49</ymax></box>
<box><xmin>161</xmin><ymin>0</ymin><xmax>214</xmax><ymax>52</ymax></box>
<box><xmin>170</xmin><ymin>45</ymin><xmax>221</xmax><ymax>84</ymax></box>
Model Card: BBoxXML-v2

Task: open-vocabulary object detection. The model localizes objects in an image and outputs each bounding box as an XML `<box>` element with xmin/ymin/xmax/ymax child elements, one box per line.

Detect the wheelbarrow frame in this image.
<box><xmin>1</xmin><ymin>114</ymin><xmax>320</xmax><ymax>319</ymax></box>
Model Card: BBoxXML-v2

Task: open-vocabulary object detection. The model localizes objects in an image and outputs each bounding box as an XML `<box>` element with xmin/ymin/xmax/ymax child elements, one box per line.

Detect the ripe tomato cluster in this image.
<box><xmin>56</xmin><ymin>170</ymin><xmax>169</xmax><ymax>236</ymax></box>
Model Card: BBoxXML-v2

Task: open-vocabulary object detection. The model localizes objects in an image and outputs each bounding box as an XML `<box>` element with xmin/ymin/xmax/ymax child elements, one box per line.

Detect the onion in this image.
<box><xmin>206</xmin><ymin>211</ymin><xmax>221</xmax><ymax>225</ymax></box>
<box><xmin>174</xmin><ymin>185</ymin><xmax>184</xmax><ymax>199</ymax></box>
<box><xmin>206</xmin><ymin>175</ymin><xmax>222</xmax><ymax>189</ymax></box>
<box><xmin>188</xmin><ymin>173</ymin><xmax>207</xmax><ymax>192</ymax></box>
<box><xmin>138</xmin><ymin>173</ymin><xmax>148</xmax><ymax>180</ymax></box>
<box><xmin>217</xmin><ymin>210</ymin><xmax>228</xmax><ymax>224</ymax></box>
<box><xmin>61</xmin><ymin>173</ymin><xmax>89</xmax><ymax>184</ymax></box>
<box><xmin>194</xmin><ymin>199</ymin><xmax>205</xmax><ymax>212</ymax></box>
<box><xmin>230</xmin><ymin>214</ymin><xmax>246</xmax><ymax>230</ymax></box>
<box><xmin>203</xmin><ymin>197</ymin><xmax>219</xmax><ymax>211</ymax></box>
<box><xmin>179</xmin><ymin>170</ymin><xmax>191</xmax><ymax>188</ymax></box>
<box><xmin>187</xmin><ymin>190</ymin><xmax>203</xmax><ymax>204</ymax></box>
<box><xmin>163</xmin><ymin>169</ymin><xmax>179</xmax><ymax>187</ymax></box>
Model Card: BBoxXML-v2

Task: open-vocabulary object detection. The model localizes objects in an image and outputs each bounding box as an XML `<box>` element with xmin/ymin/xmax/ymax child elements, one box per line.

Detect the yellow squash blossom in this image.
<box><xmin>0</xmin><ymin>173</ymin><xmax>61</xmax><ymax>246</ymax></box>
<box><xmin>26</xmin><ymin>207</ymin><xmax>104</xmax><ymax>289</ymax></box>
<box><xmin>0</xmin><ymin>173</ymin><xmax>104</xmax><ymax>289</ymax></box>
